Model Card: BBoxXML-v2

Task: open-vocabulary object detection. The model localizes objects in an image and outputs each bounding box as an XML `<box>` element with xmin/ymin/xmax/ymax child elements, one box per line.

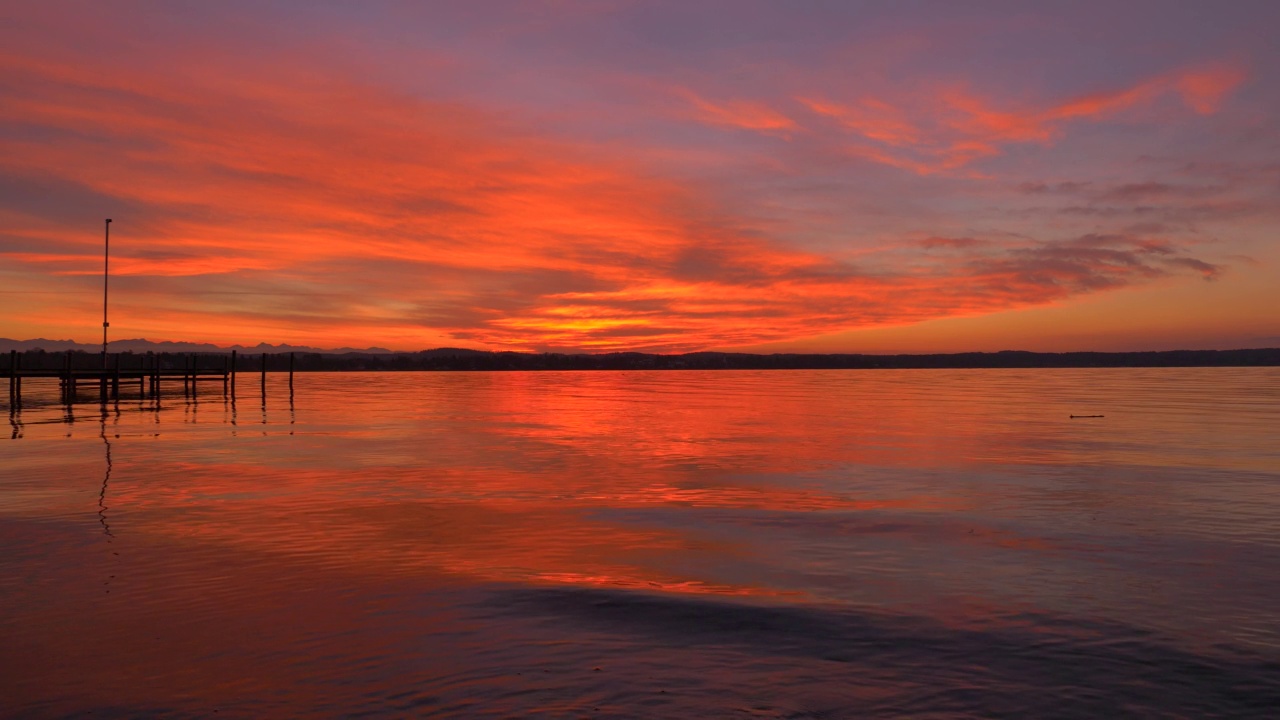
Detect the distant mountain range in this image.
<box><xmin>0</xmin><ymin>337</ymin><xmax>398</xmax><ymax>355</ymax></box>
<box><xmin>2</xmin><ymin>338</ymin><xmax>1278</xmax><ymax>370</ymax></box>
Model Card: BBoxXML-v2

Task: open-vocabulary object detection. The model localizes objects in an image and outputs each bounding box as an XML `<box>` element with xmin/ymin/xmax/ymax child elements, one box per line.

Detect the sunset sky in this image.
<box><xmin>2</xmin><ymin>1</ymin><xmax>1277</xmax><ymax>353</ymax></box>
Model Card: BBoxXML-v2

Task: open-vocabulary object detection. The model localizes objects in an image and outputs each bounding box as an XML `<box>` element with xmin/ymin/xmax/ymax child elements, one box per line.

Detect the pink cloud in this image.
<box><xmin>796</xmin><ymin>62</ymin><xmax>1248</xmax><ymax>175</ymax></box>
<box><xmin>676</xmin><ymin>88</ymin><xmax>797</xmax><ymax>133</ymax></box>
<box><xmin>0</xmin><ymin>26</ymin><xmax>1247</xmax><ymax>351</ymax></box>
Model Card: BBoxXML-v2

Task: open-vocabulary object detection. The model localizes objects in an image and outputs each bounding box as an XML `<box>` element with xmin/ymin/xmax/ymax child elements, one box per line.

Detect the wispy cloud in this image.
<box><xmin>677</xmin><ymin>88</ymin><xmax>796</xmax><ymax>134</ymax></box>
<box><xmin>794</xmin><ymin>63</ymin><xmax>1248</xmax><ymax>175</ymax></box>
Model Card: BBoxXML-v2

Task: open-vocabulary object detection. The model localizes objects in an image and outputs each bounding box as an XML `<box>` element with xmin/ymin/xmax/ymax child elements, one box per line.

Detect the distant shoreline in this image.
<box><xmin>5</xmin><ymin>346</ymin><xmax>1278</xmax><ymax>372</ymax></box>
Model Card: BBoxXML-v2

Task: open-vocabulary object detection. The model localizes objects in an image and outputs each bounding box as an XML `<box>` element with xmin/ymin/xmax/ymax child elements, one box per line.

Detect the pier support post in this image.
<box><xmin>112</xmin><ymin>354</ymin><xmax>120</xmax><ymax>401</ymax></box>
<box><xmin>7</xmin><ymin>350</ymin><xmax>14</xmax><ymax>406</ymax></box>
<box><xmin>289</xmin><ymin>352</ymin><xmax>294</xmax><ymax>392</ymax></box>
<box><xmin>67</xmin><ymin>351</ymin><xmax>75</xmax><ymax>403</ymax></box>
<box><xmin>231</xmin><ymin>350</ymin><xmax>237</xmax><ymax>399</ymax></box>
<box><xmin>260</xmin><ymin>352</ymin><xmax>267</xmax><ymax>397</ymax></box>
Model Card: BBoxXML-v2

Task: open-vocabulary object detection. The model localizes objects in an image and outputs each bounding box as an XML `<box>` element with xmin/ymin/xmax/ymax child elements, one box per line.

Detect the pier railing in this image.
<box><xmin>4</xmin><ymin>350</ymin><xmax>296</xmax><ymax>405</ymax></box>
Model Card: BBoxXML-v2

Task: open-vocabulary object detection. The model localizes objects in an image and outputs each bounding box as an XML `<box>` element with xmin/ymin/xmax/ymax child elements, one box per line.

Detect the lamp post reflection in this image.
<box><xmin>8</xmin><ymin>402</ymin><xmax>21</xmax><ymax>439</ymax></box>
<box><xmin>98</xmin><ymin>407</ymin><xmax>114</xmax><ymax>540</ymax></box>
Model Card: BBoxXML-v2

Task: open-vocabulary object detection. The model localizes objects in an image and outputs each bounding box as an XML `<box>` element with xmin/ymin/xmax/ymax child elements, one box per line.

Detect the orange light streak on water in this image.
<box><xmin>2</xmin><ymin>369</ymin><xmax>1278</xmax><ymax>716</ymax></box>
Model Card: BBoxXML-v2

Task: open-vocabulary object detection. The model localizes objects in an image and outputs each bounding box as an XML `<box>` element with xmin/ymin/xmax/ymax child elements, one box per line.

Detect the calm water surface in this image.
<box><xmin>2</xmin><ymin>369</ymin><xmax>1279</xmax><ymax>718</ymax></box>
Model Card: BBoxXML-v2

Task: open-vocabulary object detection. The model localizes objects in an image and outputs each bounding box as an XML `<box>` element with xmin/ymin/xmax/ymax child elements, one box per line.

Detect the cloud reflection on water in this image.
<box><xmin>1</xmin><ymin>369</ymin><xmax>1279</xmax><ymax>716</ymax></box>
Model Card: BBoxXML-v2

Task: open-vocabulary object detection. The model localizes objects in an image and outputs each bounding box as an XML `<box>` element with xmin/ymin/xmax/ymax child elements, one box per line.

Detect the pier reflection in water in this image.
<box><xmin>1</xmin><ymin>369</ymin><xmax>1278</xmax><ymax>718</ymax></box>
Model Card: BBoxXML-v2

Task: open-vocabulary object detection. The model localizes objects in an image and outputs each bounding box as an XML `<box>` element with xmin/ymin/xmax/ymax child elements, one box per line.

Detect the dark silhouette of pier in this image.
<box><xmin>1</xmin><ymin>218</ymin><xmax>303</xmax><ymax>408</ymax></box>
<box><xmin>4</xmin><ymin>349</ymin><xmax>295</xmax><ymax>405</ymax></box>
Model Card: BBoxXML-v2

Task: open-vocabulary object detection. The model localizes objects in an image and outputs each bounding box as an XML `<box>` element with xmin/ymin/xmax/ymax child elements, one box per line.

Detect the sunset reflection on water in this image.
<box><xmin>3</xmin><ymin>369</ymin><xmax>1279</xmax><ymax>717</ymax></box>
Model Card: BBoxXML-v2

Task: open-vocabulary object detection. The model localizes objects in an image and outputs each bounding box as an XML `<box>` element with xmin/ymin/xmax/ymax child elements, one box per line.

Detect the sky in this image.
<box><xmin>1</xmin><ymin>0</ymin><xmax>1278</xmax><ymax>354</ymax></box>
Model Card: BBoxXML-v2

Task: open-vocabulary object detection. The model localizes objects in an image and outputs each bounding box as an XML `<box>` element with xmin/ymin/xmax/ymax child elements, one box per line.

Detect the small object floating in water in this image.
<box><xmin>1070</xmin><ymin>414</ymin><xmax>1105</xmax><ymax>418</ymax></box>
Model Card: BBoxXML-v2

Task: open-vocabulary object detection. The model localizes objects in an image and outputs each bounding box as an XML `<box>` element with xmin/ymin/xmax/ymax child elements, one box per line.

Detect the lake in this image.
<box><xmin>3</xmin><ymin>368</ymin><xmax>1279</xmax><ymax>718</ymax></box>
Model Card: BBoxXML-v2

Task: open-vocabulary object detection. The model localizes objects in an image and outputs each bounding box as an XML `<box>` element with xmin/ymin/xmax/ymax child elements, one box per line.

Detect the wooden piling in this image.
<box><xmin>66</xmin><ymin>351</ymin><xmax>75</xmax><ymax>403</ymax></box>
<box><xmin>0</xmin><ymin>349</ymin><xmax>289</xmax><ymax>410</ymax></box>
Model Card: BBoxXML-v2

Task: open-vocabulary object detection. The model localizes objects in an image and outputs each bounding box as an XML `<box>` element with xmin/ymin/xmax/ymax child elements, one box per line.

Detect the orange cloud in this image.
<box><xmin>0</xmin><ymin>41</ymin><xmax>1239</xmax><ymax>351</ymax></box>
<box><xmin>800</xmin><ymin>62</ymin><xmax>1247</xmax><ymax>175</ymax></box>
<box><xmin>677</xmin><ymin>88</ymin><xmax>796</xmax><ymax>133</ymax></box>
<box><xmin>799</xmin><ymin>97</ymin><xmax>921</xmax><ymax>146</ymax></box>
<box><xmin>1174</xmin><ymin>64</ymin><xmax>1249</xmax><ymax>114</ymax></box>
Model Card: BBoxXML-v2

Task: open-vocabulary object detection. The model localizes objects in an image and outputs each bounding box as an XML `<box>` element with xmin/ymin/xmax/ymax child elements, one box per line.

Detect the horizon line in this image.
<box><xmin>3</xmin><ymin>337</ymin><xmax>1279</xmax><ymax>358</ymax></box>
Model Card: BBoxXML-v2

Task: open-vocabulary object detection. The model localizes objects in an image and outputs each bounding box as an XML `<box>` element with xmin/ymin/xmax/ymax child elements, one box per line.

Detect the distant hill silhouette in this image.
<box><xmin>0</xmin><ymin>338</ymin><xmax>396</xmax><ymax>355</ymax></box>
<box><xmin>4</xmin><ymin>339</ymin><xmax>1276</xmax><ymax>371</ymax></box>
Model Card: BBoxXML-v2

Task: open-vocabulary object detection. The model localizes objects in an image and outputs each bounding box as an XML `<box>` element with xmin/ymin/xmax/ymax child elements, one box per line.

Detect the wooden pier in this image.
<box><xmin>4</xmin><ymin>350</ymin><xmax>294</xmax><ymax>405</ymax></box>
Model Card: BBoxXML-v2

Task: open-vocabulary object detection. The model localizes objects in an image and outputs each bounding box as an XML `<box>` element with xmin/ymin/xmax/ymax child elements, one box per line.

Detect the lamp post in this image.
<box><xmin>102</xmin><ymin>218</ymin><xmax>111</xmax><ymax>368</ymax></box>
